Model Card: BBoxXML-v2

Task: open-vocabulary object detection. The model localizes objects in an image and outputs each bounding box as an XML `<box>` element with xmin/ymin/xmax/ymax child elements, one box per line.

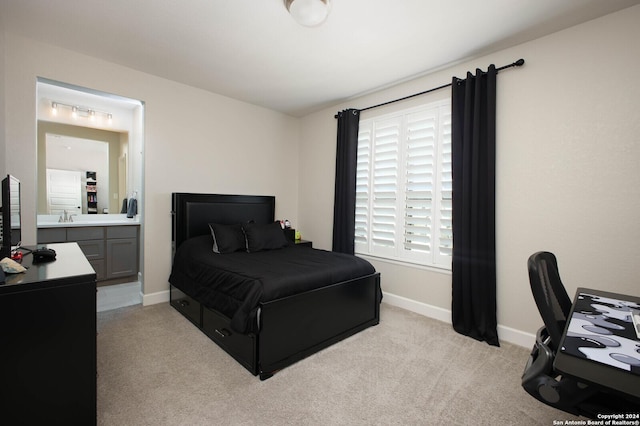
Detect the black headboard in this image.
<box><xmin>172</xmin><ymin>193</ymin><xmax>275</xmax><ymax>252</ymax></box>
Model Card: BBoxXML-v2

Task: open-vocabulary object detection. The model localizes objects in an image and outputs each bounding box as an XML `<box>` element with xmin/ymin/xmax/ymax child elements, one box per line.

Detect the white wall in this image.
<box><xmin>2</xmin><ymin>34</ymin><xmax>300</xmax><ymax>300</ymax></box>
<box><xmin>298</xmin><ymin>5</ymin><xmax>640</xmax><ymax>345</ymax></box>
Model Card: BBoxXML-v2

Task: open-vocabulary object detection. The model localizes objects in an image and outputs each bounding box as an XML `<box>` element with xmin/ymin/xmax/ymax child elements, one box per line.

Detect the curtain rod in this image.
<box><xmin>339</xmin><ymin>58</ymin><xmax>525</xmax><ymax>116</ymax></box>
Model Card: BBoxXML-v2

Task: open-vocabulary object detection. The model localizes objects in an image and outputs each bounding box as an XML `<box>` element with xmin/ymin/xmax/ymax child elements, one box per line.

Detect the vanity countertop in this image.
<box><xmin>37</xmin><ymin>214</ymin><xmax>140</xmax><ymax>228</ymax></box>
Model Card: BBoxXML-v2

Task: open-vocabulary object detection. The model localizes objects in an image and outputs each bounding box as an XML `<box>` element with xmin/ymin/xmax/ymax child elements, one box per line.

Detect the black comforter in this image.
<box><xmin>169</xmin><ymin>235</ymin><xmax>376</xmax><ymax>334</ymax></box>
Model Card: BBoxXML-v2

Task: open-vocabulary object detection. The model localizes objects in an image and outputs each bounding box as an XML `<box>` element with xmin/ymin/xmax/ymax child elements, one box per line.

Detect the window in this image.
<box><xmin>355</xmin><ymin>100</ymin><xmax>452</xmax><ymax>269</ymax></box>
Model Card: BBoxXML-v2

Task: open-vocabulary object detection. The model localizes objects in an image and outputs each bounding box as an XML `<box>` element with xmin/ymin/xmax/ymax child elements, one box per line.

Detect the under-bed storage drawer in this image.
<box><xmin>202</xmin><ymin>307</ymin><xmax>256</xmax><ymax>374</ymax></box>
<box><xmin>170</xmin><ymin>286</ymin><xmax>201</xmax><ymax>327</ymax></box>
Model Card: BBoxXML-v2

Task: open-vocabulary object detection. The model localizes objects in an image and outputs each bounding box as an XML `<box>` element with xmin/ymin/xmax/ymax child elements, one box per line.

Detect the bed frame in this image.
<box><xmin>170</xmin><ymin>193</ymin><xmax>381</xmax><ymax>380</ymax></box>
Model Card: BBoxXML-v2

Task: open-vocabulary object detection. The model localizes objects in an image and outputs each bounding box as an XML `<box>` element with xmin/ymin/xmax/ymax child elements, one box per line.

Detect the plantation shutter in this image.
<box><xmin>435</xmin><ymin>109</ymin><xmax>453</xmax><ymax>266</ymax></box>
<box><xmin>403</xmin><ymin>110</ymin><xmax>436</xmax><ymax>260</ymax></box>
<box><xmin>354</xmin><ymin>99</ymin><xmax>452</xmax><ymax>269</ymax></box>
<box><xmin>371</xmin><ymin>118</ymin><xmax>400</xmax><ymax>256</ymax></box>
<box><xmin>355</xmin><ymin>124</ymin><xmax>372</xmax><ymax>248</ymax></box>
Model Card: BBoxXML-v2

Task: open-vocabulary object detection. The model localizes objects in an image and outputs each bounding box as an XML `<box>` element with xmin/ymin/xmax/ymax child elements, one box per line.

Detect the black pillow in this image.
<box><xmin>242</xmin><ymin>221</ymin><xmax>289</xmax><ymax>253</ymax></box>
<box><xmin>209</xmin><ymin>223</ymin><xmax>246</xmax><ymax>254</ymax></box>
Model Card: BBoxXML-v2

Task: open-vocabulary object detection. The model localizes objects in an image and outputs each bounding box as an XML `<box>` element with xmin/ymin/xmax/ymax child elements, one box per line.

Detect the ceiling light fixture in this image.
<box><xmin>50</xmin><ymin>101</ymin><xmax>113</xmax><ymax>125</ymax></box>
<box><xmin>285</xmin><ymin>0</ymin><xmax>332</xmax><ymax>27</ymax></box>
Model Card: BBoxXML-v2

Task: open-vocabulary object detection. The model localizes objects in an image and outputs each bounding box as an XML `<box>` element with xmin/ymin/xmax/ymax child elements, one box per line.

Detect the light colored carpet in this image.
<box><xmin>97</xmin><ymin>302</ymin><xmax>580</xmax><ymax>425</ymax></box>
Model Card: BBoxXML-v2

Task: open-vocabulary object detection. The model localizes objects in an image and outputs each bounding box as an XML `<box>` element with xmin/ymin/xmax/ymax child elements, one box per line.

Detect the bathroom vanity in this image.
<box><xmin>37</xmin><ymin>214</ymin><xmax>140</xmax><ymax>285</ymax></box>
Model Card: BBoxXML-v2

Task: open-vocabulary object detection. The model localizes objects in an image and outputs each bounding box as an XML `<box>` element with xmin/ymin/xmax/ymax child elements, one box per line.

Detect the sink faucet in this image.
<box><xmin>58</xmin><ymin>210</ymin><xmax>70</xmax><ymax>223</ymax></box>
<box><xmin>68</xmin><ymin>214</ymin><xmax>76</xmax><ymax>223</ymax></box>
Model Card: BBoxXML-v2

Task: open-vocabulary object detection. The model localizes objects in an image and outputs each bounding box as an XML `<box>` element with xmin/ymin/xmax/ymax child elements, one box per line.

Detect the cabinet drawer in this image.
<box><xmin>38</xmin><ymin>228</ymin><xmax>66</xmax><ymax>243</ymax></box>
<box><xmin>68</xmin><ymin>227</ymin><xmax>104</xmax><ymax>241</ymax></box>
<box><xmin>76</xmin><ymin>240</ymin><xmax>105</xmax><ymax>260</ymax></box>
<box><xmin>89</xmin><ymin>259</ymin><xmax>105</xmax><ymax>281</ymax></box>
<box><xmin>202</xmin><ymin>307</ymin><xmax>256</xmax><ymax>372</ymax></box>
<box><xmin>107</xmin><ymin>226</ymin><xmax>138</xmax><ymax>239</ymax></box>
<box><xmin>170</xmin><ymin>286</ymin><xmax>201</xmax><ymax>327</ymax></box>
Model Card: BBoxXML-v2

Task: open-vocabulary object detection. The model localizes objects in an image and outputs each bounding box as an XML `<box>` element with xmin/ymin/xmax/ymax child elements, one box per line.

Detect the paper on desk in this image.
<box><xmin>0</xmin><ymin>257</ymin><xmax>27</xmax><ymax>273</ymax></box>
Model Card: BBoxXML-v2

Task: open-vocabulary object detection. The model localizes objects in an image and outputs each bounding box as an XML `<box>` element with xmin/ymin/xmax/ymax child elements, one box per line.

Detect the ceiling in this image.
<box><xmin>4</xmin><ymin>0</ymin><xmax>640</xmax><ymax>116</ymax></box>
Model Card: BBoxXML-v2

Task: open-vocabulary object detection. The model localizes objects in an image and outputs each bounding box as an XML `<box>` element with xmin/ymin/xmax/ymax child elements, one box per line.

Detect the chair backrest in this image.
<box><xmin>527</xmin><ymin>251</ymin><xmax>573</xmax><ymax>351</ymax></box>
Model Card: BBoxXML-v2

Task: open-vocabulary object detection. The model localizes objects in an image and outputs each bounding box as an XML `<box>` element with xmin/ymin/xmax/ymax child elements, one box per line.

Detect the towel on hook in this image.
<box><xmin>127</xmin><ymin>198</ymin><xmax>137</xmax><ymax>218</ymax></box>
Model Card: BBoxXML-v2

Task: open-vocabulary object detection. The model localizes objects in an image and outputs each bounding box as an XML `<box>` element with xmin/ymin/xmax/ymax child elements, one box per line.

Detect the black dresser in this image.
<box><xmin>0</xmin><ymin>242</ymin><xmax>97</xmax><ymax>425</ymax></box>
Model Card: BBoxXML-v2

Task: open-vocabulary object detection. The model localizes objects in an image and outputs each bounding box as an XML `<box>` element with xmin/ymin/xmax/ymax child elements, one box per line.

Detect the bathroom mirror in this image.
<box><xmin>36</xmin><ymin>79</ymin><xmax>143</xmax><ymax>217</ymax></box>
<box><xmin>37</xmin><ymin>126</ymin><xmax>128</xmax><ymax>215</ymax></box>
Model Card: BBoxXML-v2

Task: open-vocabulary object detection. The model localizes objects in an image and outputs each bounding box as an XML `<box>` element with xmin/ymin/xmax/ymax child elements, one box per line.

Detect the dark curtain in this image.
<box><xmin>332</xmin><ymin>108</ymin><xmax>360</xmax><ymax>254</ymax></box>
<box><xmin>451</xmin><ymin>65</ymin><xmax>499</xmax><ymax>346</ymax></box>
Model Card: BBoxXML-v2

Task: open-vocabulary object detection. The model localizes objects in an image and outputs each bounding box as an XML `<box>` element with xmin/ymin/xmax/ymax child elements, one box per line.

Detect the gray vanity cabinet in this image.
<box><xmin>38</xmin><ymin>225</ymin><xmax>139</xmax><ymax>285</ymax></box>
<box><xmin>106</xmin><ymin>226</ymin><xmax>138</xmax><ymax>280</ymax></box>
<box><xmin>69</xmin><ymin>227</ymin><xmax>106</xmax><ymax>280</ymax></box>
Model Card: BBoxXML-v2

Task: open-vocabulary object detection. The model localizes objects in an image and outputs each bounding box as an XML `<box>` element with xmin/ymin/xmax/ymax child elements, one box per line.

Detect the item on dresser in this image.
<box><xmin>0</xmin><ymin>174</ymin><xmax>21</xmax><ymax>260</ymax></box>
<box><xmin>32</xmin><ymin>247</ymin><xmax>57</xmax><ymax>263</ymax></box>
<box><xmin>0</xmin><ymin>256</ymin><xmax>27</xmax><ymax>273</ymax></box>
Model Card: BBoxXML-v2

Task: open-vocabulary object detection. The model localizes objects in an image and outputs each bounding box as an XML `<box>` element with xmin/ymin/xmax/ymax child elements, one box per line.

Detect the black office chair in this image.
<box><xmin>527</xmin><ymin>251</ymin><xmax>572</xmax><ymax>352</ymax></box>
<box><xmin>522</xmin><ymin>251</ymin><xmax>639</xmax><ymax>417</ymax></box>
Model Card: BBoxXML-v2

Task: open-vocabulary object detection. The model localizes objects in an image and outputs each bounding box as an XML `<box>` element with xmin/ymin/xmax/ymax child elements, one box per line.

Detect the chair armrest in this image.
<box><xmin>522</xmin><ymin>327</ymin><xmax>554</xmax><ymax>385</ymax></box>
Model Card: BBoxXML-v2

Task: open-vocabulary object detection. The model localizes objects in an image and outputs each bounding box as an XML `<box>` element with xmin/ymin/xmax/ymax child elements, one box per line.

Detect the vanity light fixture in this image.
<box><xmin>50</xmin><ymin>100</ymin><xmax>113</xmax><ymax>125</ymax></box>
<box><xmin>284</xmin><ymin>0</ymin><xmax>332</xmax><ymax>27</ymax></box>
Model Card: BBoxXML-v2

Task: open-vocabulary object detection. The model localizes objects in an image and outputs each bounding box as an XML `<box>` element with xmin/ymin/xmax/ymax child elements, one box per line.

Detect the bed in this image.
<box><xmin>168</xmin><ymin>193</ymin><xmax>381</xmax><ymax>380</ymax></box>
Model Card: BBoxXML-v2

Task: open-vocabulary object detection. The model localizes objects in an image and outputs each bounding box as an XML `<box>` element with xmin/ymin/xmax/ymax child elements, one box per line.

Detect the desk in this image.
<box><xmin>554</xmin><ymin>287</ymin><xmax>640</xmax><ymax>400</ymax></box>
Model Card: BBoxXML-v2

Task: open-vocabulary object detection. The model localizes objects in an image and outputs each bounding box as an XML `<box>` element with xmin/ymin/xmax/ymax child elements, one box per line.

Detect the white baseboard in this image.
<box><xmin>497</xmin><ymin>324</ymin><xmax>536</xmax><ymax>349</ymax></box>
<box><xmin>382</xmin><ymin>292</ymin><xmax>452</xmax><ymax>324</ymax></box>
<box><xmin>382</xmin><ymin>291</ymin><xmax>535</xmax><ymax>348</ymax></box>
<box><xmin>142</xmin><ymin>289</ymin><xmax>170</xmax><ymax>306</ymax></box>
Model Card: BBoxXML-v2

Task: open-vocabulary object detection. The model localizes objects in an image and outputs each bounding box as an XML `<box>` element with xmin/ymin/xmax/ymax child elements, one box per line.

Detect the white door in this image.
<box><xmin>46</xmin><ymin>169</ymin><xmax>82</xmax><ymax>216</ymax></box>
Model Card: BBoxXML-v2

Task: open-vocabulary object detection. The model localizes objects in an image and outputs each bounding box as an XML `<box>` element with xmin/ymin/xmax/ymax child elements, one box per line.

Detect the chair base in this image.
<box><xmin>522</xmin><ymin>327</ymin><xmax>640</xmax><ymax>418</ymax></box>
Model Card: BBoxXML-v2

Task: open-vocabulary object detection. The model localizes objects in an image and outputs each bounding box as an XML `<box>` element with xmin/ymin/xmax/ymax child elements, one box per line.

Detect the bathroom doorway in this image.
<box><xmin>36</xmin><ymin>78</ymin><xmax>145</xmax><ymax>311</ymax></box>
